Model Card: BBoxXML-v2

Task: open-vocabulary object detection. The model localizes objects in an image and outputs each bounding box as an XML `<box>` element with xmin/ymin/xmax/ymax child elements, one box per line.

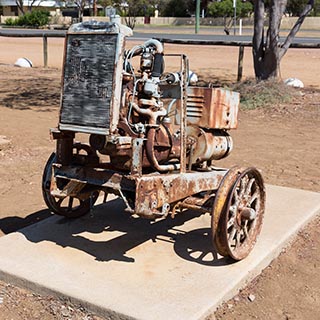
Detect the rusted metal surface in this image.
<box><xmin>53</xmin><ymin>163</ymin><xmax>228</xmax><ymax>219</ymax></box>
<box><xmin>131</xmin><ymin>138</ymin><xmax>144</xmax><ymax>175</ymax></box>
<box><xmin>186</xmin><ymin>126</ymin><xmax>233</xmax><ymax>164</ymax></box>
<box><xmin>185</xmin><ymin>87</ymin><xmax>239</xmax><ymax>129</ymax></box>
<box><xmin>134</xmin><ymin>169</ymin><xmax>227</xmax><ymax>218</ymax></box>
<box><xmin>54</xmin><ymin>165</ymin><xmax>136</xmax><ymax>192</ymax></box>
<box><xmin>42</xmin><ymin>22</ymin><xmax>265</xmax><ymax>261</ymax></box>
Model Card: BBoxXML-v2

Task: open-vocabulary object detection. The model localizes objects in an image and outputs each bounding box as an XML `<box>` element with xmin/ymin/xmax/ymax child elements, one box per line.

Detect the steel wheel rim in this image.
<box><xmin>224</xmin><ymin>168</ymin><xmax>265</xmax><ymax>260</ymax></box>
<box><xmin>211</xmin><ymin>166</ymin><xmax>243</xmax><ymax>257</ymax></box>
<box><xmin>42</xmin><ymin>153</ymin><xmax>98</xmax><ymax>218</ymax></box>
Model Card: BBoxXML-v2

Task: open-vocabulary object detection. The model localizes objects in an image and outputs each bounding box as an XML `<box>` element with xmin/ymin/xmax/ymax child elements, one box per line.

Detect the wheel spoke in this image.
<box><xmin>68</xmin><ymin>197</ymin><xmax>74</xmax><ymax>211</ymax></box>
<box><xmin>245</xmin><ymin>178</ymin><xmax>255</xmax><ymax>198</ymax></box>
<box><xmin>56</xmin><ymin>198</ymin><xmax>64</xmax><ymax>207</ymax></box>
<box><xmin>239</xmin><ymin>175</ymin><xmax>249</xmax><ymax>198</ymax></box>
<box><xmin>228</xmin><ymin>227</ymin><xmax>237</xmax><ymax>241</ymax></box>
<box><xmin>249</xmin><ymin>190</ymin><xmax>259</xmax><ymax>205</ymax></box>
<box><xmin>243</xmin><ymin>221</ymin><xmax>249</xmax><ymax>239</ymax></box>
<box><xmin>233</xmin><ymin>188</ymin><xmax>241</xmax><ymax>206</ymax></box>
<box><xmin>230</xmin><ymin>205</ymin><xmax>237</xmax><ymax>213</ymax></box>
<box><xmin>236</xmin><ymin>230</ymin><xmax>241</xmax><ymax>247</ymax></box>
<box><xmin>227</xmin><ymin>216</ymin><xmax>235</xmax><ymax>229</ymax></box>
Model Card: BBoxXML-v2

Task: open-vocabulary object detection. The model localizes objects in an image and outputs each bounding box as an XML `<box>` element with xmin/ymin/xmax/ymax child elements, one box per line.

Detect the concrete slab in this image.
<box><xmin>0</xmin><ymin>185</ymin><xmax>319</xmax><ymax>320</ymax></box>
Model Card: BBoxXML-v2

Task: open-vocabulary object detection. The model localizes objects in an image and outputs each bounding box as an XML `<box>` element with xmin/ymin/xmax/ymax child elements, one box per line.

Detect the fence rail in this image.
<box><xmin>0</xmin><ymin>30</ymin><xmax>65</xmax><ymax>67</ymax></box>
<box><xmin>157</xmin><ymin>37</ymin><xmax>320</xmax><ymax>81</ymax></box>
<box><xmin>1</xmin><ymin>29</ymin><xmax>319</xmax><ymax>80</ymax></box>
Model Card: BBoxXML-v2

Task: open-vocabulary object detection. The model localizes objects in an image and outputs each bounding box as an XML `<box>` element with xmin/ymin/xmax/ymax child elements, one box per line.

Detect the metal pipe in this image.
<box><xmin>143</xmin><ymin>39</ymin><xmax>164</xmax><ymax>54</ymax></box>
<box><xmin>195</xmin><ymin>0</ymin><xmax>200</xmax><ymax>34</ymax></box>
<box><xmin>146</xmin><ymin>128</ymin><xmax>180</xmax><ymax>172</ymax></box>
<box><xmin>179</xmin><ymin>55</ymin><xmax>189</xmax><ymax>174</ymax></box>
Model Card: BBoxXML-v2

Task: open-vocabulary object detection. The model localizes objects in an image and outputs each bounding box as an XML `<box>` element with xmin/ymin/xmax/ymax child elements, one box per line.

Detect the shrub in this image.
<box><xmin>5</xmin><ymin>17</ymin><xmax>18</xmax><ymax>26</ymax></box>
<box><xmin>5</xmin><ymin>10</ymin><xmax>50</xmax><ymax>27</ymax></box>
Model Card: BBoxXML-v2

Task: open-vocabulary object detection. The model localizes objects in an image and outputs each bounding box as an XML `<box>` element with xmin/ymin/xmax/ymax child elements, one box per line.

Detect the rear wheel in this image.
<box><xmin>42</xmin><ymin>153</ymin><xmax>99</xmax><ymax>218</ymax></box>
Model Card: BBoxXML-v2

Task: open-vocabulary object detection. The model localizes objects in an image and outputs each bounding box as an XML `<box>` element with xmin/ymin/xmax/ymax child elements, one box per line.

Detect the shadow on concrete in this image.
<box><xmin>0</xmin><ymin>209</ymin><xmax>52</xmax><ymax>235</ymax></box>
<box><xmin>20</xmin><ymin>198</ymin><xmax>232</xmax><ymax>267</ymax></box>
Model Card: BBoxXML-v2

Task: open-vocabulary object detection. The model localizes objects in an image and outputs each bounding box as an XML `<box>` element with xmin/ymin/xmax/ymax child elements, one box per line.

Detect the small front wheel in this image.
<box><xmin>42</xmin><ymin>153</ymin><xmax>99</xmax><ymax>218</ymax></box>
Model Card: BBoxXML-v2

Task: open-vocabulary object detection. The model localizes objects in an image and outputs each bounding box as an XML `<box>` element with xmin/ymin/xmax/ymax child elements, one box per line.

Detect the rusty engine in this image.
<box><xmin>43</xmin><ymin>19</ymin><xmax>265</xmax><ymax>261</ymax></box>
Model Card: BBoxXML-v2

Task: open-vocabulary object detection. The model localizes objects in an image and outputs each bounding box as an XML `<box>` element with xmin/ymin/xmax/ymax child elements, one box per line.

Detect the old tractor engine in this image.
<box><xmin>42</xmin><ymin>20</ymin><xmax>265</xmax><ymax>261</ymax></box>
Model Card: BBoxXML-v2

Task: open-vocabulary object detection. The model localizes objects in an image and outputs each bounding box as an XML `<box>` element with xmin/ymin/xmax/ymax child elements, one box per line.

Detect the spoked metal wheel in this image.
<box><xmin>42</xmin><ymin>153</ymin><xmax>99</xmax><ymax>218</ymax></box>
<box><xmin>212</xmin><ymin>167</ymin><xmax>265</xmax><ymax>260</ymax></box>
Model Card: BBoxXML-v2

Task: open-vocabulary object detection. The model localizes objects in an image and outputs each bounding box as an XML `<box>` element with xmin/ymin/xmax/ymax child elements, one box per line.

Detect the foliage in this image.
<box><xmin>232</xmin><ymin>79</ymin><xmax>297</xmax><ymax>110</ymax></box>
<box><xmin>112</xmin><ymin>0</ymin><xmax>162</xmax><ymax>28</ymax></box>
<box><xmin>207</xmin><ymin>0</ymin><xmax>253</xmax><ymax>18</ymax></box>
<box><xmin>118</xmin><ymin>0</ymin><xmax>163</xmax><ymax>17</ymax></box>
<box><xmin>97</xmin><ymin>0</ymin><xmax>113</xmax><ymax>8</ymax></box>
<box><xmin>5</xmin><ymin>10</ymin><xmax>50</xmax><ymax>27</ymax></box>
<box><xmin>162</xmin><ymin>0</ymin><xmax>195</xmax><ymax>17</ymax></box>
<box><xmin>4</xmin><ymin>18</ymin><xmax>17</xmax><ymax>26</ymax></box>
<box><xmin>287</xmin><ymin>0</ymin><xmax>320</xmax><ymax>16</ymax></box>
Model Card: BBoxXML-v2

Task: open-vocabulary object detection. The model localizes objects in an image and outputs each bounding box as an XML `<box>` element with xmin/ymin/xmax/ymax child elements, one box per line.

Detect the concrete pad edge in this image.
<box><xmin>199</xmin><ymin>202</ymin><xmax>320</xmax><ymax>319</ymax></box>
<box><xmin>0</xmin><ymin>270</ymin><xmax>137</xmax><ymax>320</ymax></box>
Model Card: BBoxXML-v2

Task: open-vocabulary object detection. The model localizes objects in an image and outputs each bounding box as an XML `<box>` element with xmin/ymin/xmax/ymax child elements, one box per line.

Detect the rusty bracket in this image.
<box><xmin>131</xmin><ymin>138</ymin><xmax>145</xmax><ymax>176</ymax></box>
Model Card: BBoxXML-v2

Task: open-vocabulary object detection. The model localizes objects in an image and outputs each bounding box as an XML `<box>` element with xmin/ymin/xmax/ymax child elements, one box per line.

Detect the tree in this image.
<box><xmin>253</xmin><ymin>0</ymin><xmax>314</xmax><ymax>80</ymax></box>
<box><xmin>207</xmin><ymin>0</ymin><xmax>253</xmax><ymax>17</ymax></box>
<box><xmin>287</xmin><ymin>0</ymin><xmax>320</xmax><ymax>16</ymax></box>
<box><xmin>287</xmin><ymin>0</ymin><xmax>310</xmax><ymax>16</ymax></box>
<box><xmin>116</xmin><ymin>0</ymin><xmax>161</xmax><ymax>29</ymax></box>
<box><xmin>162</xmin><ymin>0</ymin><xmax>194</xmax><ymax>17</ymax></box>
<box><xmin>72</xmin><ymin>0</ymin><xmax>90</xmax><ymax>21</ymax></box>
<box><xmin>15</xmin><ymin>0</ymin><xmax>45</xmax><ymax>15</ymax></box>
<box><xmin>207</xmin><ymin>0</ymin><xmax>253</xmax><ymax>34</ymax></box>
<box><xmin>97</xmin><ymin>0</ymin><xmax>113</xmax><ymax>11</ymax></box>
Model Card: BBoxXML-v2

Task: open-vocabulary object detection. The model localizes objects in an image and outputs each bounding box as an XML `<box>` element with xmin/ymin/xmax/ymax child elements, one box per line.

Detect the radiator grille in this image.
<box><xmin>60</xmin><ymin>33</ymin><xmax>117</xmax><ymax>130</ymax></box>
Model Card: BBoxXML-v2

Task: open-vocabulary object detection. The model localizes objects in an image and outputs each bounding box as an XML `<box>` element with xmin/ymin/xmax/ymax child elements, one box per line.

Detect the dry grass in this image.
<box><xmin>231</xmin><ymin>78</ymin><xmax>300</xmax><ymax>110</ymax></box>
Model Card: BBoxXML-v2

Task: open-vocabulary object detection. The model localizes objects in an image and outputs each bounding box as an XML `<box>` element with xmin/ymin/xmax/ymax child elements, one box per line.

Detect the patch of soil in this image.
<box><xmin>0</xmin><ymin>63</ymin><xmax>319</xmax><ymax>319</ymax></box>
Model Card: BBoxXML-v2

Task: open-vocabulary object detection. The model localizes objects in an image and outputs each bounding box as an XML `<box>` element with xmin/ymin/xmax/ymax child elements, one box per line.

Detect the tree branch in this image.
<box><xmin>280</xmin><ymin>0</ymin><xmax>314</xmax><ymax>59</ymax></box>
<box><xmin>15</xmin><ymin>0</ymin><xmax>24</xmax><ymax>15</ymax></box>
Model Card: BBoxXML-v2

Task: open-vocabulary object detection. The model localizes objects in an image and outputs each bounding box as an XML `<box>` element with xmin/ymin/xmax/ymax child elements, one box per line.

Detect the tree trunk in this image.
<box><xmin>252</xmin><ymin>0</ymin><xmax>314</xmax><ymax>80</ymax></box>
<box><xmin>253</xmin><ymin>0</ymin><xmax>287</xmax><ymax>80</ymax></box>
<box><xmin>252</xmin><ymin>0</ymin><xmax>266</xmax><ymax>79</ymax></box>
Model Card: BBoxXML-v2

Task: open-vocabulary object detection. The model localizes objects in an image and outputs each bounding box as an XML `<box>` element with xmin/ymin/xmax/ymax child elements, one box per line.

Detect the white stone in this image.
<box><xmin>189</xmin><ymin>70</ymin><xmax>198</xmax><ymax>85</ymax></box>
<box><xmin>248</xmin><ymin>294</ymin><xmax>256</xmax><ymax>302</ymax></box>
<box><xmin>14</xmin><ymin>57</ymin><xmax>33</xmax><ymax>68</ymax></box>
<box><xmin>284</xmin><ymin>78</ymin><xmax>304</xmax><ymax>88</ymax></box>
